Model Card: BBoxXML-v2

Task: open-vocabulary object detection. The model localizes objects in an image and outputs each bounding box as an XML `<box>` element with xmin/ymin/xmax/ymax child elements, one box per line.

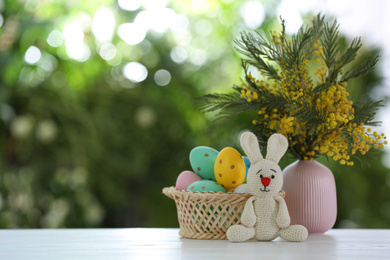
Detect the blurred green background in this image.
<box><xmin>0</xmin><ymin>0</ymin><xmax>389</xmax><ymax>229</ymax></box>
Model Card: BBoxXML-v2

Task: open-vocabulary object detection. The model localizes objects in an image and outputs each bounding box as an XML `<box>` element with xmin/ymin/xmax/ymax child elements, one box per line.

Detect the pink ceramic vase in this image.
<box><xmin>282</xmin><ymin>160</ymin><xmax>337</xmax><ymax>234</ymax></box>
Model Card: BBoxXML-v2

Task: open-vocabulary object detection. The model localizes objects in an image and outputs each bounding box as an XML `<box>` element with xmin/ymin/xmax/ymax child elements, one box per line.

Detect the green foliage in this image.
<box><xmin>0</xmin><ymin>0</ymin><xmax>250</xmax><ymax>228</ymax></box>
<box><xmin>0</xmin><ymin>0</ymin><xmax>389</xmax><ymax>230</ymax></box>
<box><xmin>235</xmin><ymin>32</ymin><xmax>280</xmax><ymax>79</ymax></box>
<box><xmin>352</xmin><ymin>100</ymin><xmax>384</xmax><ymax>126</ymax></box>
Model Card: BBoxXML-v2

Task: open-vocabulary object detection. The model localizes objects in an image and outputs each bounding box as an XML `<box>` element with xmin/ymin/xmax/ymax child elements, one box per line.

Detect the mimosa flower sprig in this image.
<box><xmin>197</xmin><ymin>14</ymin><xmax>386</xmax><ymax>166</ymax></box>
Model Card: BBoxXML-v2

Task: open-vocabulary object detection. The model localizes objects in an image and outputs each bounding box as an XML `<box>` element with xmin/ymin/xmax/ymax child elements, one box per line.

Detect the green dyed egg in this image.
<box><xmin>186</xmin><ymin>180</ymin><xmax>226</xmax><ymax>193</ymax></box>
<box><xmin>189</xmin><ymin>146</ymin><xmax>219</xmax><ymax>181</ymax></box>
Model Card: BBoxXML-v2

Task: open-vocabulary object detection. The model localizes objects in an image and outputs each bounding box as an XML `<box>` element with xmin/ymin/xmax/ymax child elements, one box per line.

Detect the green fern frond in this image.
<box><xmin>341</xmin><ymin>53</ymin><xmax>380</xmax><ymax>82</ymax></box>
<box><xmin>303</xmin><ymin>13</ymin><xmax>326</xmax><ymax>56</ymax></box>
<box><xmin>339</xmin><ymin>37</ymin><xmax>362</xmax><ymax>67</ymax></box>
<box><xmin>352</xmin><ymin>100</ymin><xmax>384</xmax><ymax>126</ymax></box>
<box><xmin>235</xmin><ymin>32</ymin><xmax>280</xmax><ymax>79</ymax></box>
<box><xmin>313</xmin><ymin>82</ymin><xmax>331</xmax><ymax>93</ymax></box>
<box><xmin>321</xmin><ymin>19</ymin><xmax>340</xmax><ymax>66</ymax></box>
<box><xmin>194</xmin><ymin>88</ymin><xmax>258</xmax><ymax>119</ymax></box>
<box><xmin>287</xmin><ymin>98</ymin><xmax>327</xmax><ymax>127</ymax></box>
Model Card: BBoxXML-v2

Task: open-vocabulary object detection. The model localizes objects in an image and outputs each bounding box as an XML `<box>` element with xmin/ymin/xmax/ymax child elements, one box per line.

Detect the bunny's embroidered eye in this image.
<box><xmin>271</xmin><ymin>175</ymin><xmax>275</xmax><ymax>179</ymax></box>
<box><xmin>260</xmin><ymin>174</ymin><xmax>263</xmax><ymax>178</ymax></box>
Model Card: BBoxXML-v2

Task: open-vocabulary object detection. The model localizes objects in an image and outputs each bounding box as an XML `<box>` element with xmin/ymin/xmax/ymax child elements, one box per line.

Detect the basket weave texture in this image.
<box><xmin>162</xmin><ymin>186</ymin><xmax>252</xmax><ymax>240</ymax></box>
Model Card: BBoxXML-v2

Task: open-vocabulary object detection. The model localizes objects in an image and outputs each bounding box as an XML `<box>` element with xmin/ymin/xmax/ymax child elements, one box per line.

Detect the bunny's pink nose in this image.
<box><xmin>261</xmin><ymin>177</ymin><xmax>271</xmax><ymax>187</ymax></box>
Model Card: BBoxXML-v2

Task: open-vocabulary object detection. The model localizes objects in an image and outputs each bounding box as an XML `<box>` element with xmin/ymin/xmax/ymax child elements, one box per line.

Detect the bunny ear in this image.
<box><xmin>266</xmin><ymin>133</ymin><xmax>288</xmax><ymax>163</ymax></box>
<box><xmin>240</xmin><ymin>131</ymin><xmax>263</xmax><ymax>164</ymax></box>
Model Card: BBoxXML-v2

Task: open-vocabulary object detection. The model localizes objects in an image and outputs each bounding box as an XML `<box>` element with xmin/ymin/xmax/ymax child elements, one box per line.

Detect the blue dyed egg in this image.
<box><xmin>233</xmin><ymin>184</ymin><xmax>249</xmax><ymax>194</ymax></box>
<box><xmin>189</xmin><ymin>146</ymin><xmax>219</xmax><ymax>181</ymax></box>
<box><xmin>243</xmin><ymin>157</ymin><xmax>251</xmax><ymax>183</ymax></box>
<box><xmin>186</xmin><ymin>180</ymin><xmax>226</xmax><ymax>193</ymax></box>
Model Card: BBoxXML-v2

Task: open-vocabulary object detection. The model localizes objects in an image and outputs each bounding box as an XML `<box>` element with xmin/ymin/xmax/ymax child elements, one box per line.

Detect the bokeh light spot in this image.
<box><xmin>189</xmin><ymin>49</ymin><xmax>207</xmax><ymax>66</ymax></box>
<box><xmin>0</xmin><ymin>14</ymin><xmax>4</xmax><ymax>27</ymax></box>
<box><xmin>142</xmin><ymin>0</ymin><xmax>168</xmax><ymax>10</ymax></box>
<box><xmin>36</xmin><ymin>119</ymin><xmax>58</xmax><ymax>143</ymax></box>
<box><xmin>63</xmin><ymin>22</ymin><xmax>84</xmax><ymax>44</ymax></box>
<box><xmin>24</xmin><ymin>46</ymin><xmax>41</xmax><ymax>64</ymax></box>
<box><xmin>191</xmin><ymin>0</ymin><xmax>209</xmax><ymax>13</ymax></box>
<box><xmin>118</xmin><ymin>0</ymin><xmax>141</xmax><ymax>11</ymax></box>
<box><xmin>118</xmin><ymin>23</ymin><xmax>145</xmax><ymax>45</ymax></box>
<box><xmin>240</xmin><ymin>1</ymin><xmax>265</xmax><ymax>29</ymax></box>
<box><xmin>277</xmin><ymin>0</ymin><xmax>303</xmax><ymax>33</ymax></box>
<box><xmin>134</xmin><ymin>106</ymin><xmax>156</xmax><ymax>128</ymax></box>
<box><xmin>154</xmin><ymin>69</ymin><xmax>171</xmax><ymax>86</ymax></box>
<box><xmin>47</xmin><ymin>30</ymin><xmax>64</xmax><ymax>47</ymax></box>
<box><xmin>92</xmin><ymin>8</ymin><xmax>116</xmax><ymax>42</ymax></box>
<box><xmin>66</xmin><ymin>43</ymin><xmax>91</xmax><ymax>62</ymax></box>
<box><xmin>123</xmin><ymin>62</ymin><xmax>148</xmax><ymax>83</ymax></box>
<box><xmin>170</xmin><ymin>14</ymin><xmax>189</xmax><ymax>32</ymax></box>
<box><xmin>172</xmin><ymin>31</ymin><xmax>192</xmax><ymax>46</ymax></box>
<box><xmin>170</xmin><ymin>46</ymin><xmax>188</xmax><ymax>63</ymax></box>
<box><xmin>99</xmin><ymin>43</ymin><xmax>117</xmax><ymax>61</ymax></box>
<box><xmin>134</xmin><ymin>8</ymin><xmax>176</xmax><ymax>33</ymax></box>
<box><xmin>62</xmin><ymin>21</ymin><xmax>90</xmax><ymax>61</ymax></box>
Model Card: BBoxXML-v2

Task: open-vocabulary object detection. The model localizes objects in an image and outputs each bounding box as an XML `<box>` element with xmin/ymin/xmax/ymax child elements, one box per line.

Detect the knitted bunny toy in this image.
<box><xmin>227</xmin><ymin>131</ymin><xmax>308</xmax><ymax>242</ymax></box>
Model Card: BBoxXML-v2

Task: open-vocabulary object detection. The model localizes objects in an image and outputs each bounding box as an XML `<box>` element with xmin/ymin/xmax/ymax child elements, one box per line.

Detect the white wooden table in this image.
<box><xmin>0</xmin><ymin>228</ymin><xmax>389</xmax><ymax>259</ymax></box>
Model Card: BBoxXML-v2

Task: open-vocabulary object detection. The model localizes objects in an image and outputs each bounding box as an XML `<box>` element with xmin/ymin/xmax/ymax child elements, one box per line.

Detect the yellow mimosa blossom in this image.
<box><xmin>238</xmin><ymin>38</ymin><xmax>386</xmax><ymax>165</ymax></box>
<box><xmin>201</xmin><ymin>15</ymin><xmax>386</xmax><ymax>166</ymax></box>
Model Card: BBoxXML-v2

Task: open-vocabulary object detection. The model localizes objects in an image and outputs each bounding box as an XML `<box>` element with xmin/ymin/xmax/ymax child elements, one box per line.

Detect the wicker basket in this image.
<box><xmin>162</xmin><ymin>186</ymin><xmax>252</xmax><ymax>240</ymax></box>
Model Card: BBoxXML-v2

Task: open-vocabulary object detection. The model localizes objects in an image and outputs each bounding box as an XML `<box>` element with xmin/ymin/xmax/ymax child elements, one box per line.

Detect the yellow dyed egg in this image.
<box><xmin>214</xmin><ymin>147</ymin><xmax>246</xmax><ymax>189</ymax></box>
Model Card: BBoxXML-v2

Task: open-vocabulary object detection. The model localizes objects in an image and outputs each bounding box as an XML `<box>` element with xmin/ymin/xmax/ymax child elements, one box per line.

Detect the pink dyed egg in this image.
<box><xmin>175</xmin><ymin>170</ymin><xmax>202</xmax><ymax>191</ymax></box>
